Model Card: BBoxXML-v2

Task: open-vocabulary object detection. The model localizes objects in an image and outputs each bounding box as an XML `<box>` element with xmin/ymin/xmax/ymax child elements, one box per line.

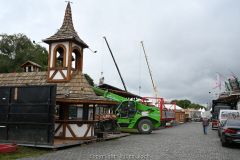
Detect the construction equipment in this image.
<box><xmin>92</xmin><ymin>87</ymin><xmax>161</xmax><ymax>134</ymax></box>
<box><xmin>141</xmin><ymin>41</ymin><xmax>159</xmax><ymax>98</ymax></box>
<box><xmin>103</xmin><ymin>37</ymin><xmax>127</xmax><ymax>91</ymax></box>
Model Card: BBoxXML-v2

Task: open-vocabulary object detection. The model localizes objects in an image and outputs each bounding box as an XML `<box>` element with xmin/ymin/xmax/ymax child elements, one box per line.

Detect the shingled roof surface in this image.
<box><xmin>0</xmin><ymin>70</ymin><xmax>112</xmax><ymax>102</ymax></box>
<box><xmin>43</xmin><ymin>2</ymin><xmax>88</xmax><ymax>48</ymax></box>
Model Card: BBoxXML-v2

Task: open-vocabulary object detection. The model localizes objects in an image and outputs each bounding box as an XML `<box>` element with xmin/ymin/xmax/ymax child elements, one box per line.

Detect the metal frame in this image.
<box><xmin>141</xmin><ymin>97</ymin><xmax>176</xmax><ymax>122</ymax></box>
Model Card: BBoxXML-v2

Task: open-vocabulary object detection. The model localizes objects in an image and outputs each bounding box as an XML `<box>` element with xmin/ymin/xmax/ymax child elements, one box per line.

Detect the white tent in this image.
<box><xmin>164</xmin><ymin>104</ymin><xmax>183</xmax><ymax>111</ymax></box>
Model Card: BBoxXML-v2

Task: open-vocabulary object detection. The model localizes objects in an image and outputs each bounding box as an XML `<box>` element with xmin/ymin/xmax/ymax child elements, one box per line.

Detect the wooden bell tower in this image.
<box><xmin>43</xmin><ymin>2</ymin><xmax>89</xmax><ymax>82</ymax></box>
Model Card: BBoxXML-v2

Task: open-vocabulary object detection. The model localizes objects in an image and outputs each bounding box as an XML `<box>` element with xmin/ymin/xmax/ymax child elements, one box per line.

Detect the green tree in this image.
<box><xmin>178</xmin><ymin>99</ymin><xmax>191</xmax><ymax>109</ymax></box>
<box><xmin>171</xmin><ymin>99</ymin><xmax>191</xmax><ymax>109</ymax></box>
<box><xmin>0</xmin><ymin>33</ymin><xmax>48</xmax><ymax>73</ymax></box>
<box><xmin>171</xmin><ymin>99</ymin><xmax>206</xmax><ymax>109</ymax></box>
<box><xmin>171</xmin><ymin>99</ymin><xmax>178</xmax><ymax>104</ymax></box>
<box><xmin>188</xmin><ymin>103</ymin><xmax>205</xmax><ymax>110</ymax></box>
<box><xmin>84</xmin><ymin>73</ymin><xmax>94</xmax><ymax>87</ymax></box>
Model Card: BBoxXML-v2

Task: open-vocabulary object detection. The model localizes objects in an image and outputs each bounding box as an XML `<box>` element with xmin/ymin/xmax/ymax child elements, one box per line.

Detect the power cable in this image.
<box><xmin>139</xmin><ymin>43</ymin><xmax>141</xmax><ymax>96</ymax></box>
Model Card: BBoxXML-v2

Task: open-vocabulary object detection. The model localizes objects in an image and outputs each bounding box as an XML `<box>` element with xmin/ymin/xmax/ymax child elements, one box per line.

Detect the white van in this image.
<box><xmin>218</xmin><ymin>110</ymin><xmax>240</xmax><ymax>126</ymax></box>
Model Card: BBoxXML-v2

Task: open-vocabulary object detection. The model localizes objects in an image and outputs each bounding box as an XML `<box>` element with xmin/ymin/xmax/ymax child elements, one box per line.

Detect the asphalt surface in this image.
<box><xmin>19</xmin><ymin>122</ymin><xmax>240</xmax><ymax>160</ymax></box>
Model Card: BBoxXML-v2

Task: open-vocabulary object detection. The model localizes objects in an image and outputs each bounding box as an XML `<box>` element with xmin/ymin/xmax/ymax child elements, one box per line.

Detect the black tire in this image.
<box><xmin>222</xmin><ymin>140</ymin><xmax>227</xmax><ymax>147</ymax></box>
<box><xmin>221</xmin><ymin>136</ymin><xmax>228</xmax><ymax>147</ymax></box>
<box><xmin>138</xmin><ymin>119</ymin><xmax>153</xmax><ymax>134</ymax></box>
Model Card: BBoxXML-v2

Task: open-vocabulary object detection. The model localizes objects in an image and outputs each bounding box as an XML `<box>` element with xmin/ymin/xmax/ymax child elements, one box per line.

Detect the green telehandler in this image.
<box><xmin>92</xmin><ymin>87</ymin><xmax>161</xmax><ymax>134</ymax></box>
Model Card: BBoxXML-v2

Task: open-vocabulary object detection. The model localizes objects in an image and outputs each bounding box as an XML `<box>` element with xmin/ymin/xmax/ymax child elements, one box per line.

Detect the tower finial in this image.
<box><xmin>65</xmin><ymin>1</ymin><xmax>73</xmax><ymax>8</ymax></box>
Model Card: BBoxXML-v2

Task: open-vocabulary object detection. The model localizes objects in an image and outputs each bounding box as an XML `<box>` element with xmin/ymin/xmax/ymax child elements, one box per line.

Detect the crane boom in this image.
<box><xmin>103</xmin><ymin>37</ymin><xmax>128</xmax><ymax>92</ymax></box>
<box><xmin>141</xmin><ymin>41</ymin><xmax>159</xmax><ymax>98</ymax></box>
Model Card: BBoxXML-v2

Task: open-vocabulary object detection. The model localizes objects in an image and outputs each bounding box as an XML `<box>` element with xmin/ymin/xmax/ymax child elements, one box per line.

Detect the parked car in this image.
<box><xmin>219</xmin><ymin>119</ymin><xmax>240</xmax><ymax>147</ymax></box>
<box><xmin>218</xmin><ymin>120</ymin><xmax>227</xmax><ymax>137</ymax></box>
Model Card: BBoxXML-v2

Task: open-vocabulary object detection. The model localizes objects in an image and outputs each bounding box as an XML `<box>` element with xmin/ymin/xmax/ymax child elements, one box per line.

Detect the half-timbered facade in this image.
<box><xmin>0</xmin><ymin>2</ymin><xmax>117</xmax><ymax>145</ymax></box>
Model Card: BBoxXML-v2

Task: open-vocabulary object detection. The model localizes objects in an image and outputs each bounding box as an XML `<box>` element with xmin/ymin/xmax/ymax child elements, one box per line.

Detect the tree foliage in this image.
<box><xmin>171</xmin><ymin>99</ymin><xmax>205</xmax><ymax>109</ymax></box>
<box><xmin>0</xmin><ymin>33</ymin><xmax>48</xmax><ymax>73</ymax></box>
<box><xmin>84</xmin><ymin>73</ymin><xmax>94</xmax><ymax>87</ymax></box>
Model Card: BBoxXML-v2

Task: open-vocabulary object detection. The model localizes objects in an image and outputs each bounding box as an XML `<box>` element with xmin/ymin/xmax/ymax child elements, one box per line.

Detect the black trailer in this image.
<box><xmin>0</xmin><ymin>85</ymin><xmax>56</xmax><ymax>146</ymax></box>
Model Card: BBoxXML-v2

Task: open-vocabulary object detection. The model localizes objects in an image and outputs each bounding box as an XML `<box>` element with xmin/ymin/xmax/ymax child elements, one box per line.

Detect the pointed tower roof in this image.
<box><xmin>43</xmin><ymin>2</ymin><xmax>88</xmax><ymax>48</ymax></box>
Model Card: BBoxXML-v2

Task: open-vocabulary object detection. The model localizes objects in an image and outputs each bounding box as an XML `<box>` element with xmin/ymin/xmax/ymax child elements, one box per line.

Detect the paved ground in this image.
<box><xmin>19</xmin><ymin>122</ymin><xmax>240</xmax><ymax>160</ymax></box>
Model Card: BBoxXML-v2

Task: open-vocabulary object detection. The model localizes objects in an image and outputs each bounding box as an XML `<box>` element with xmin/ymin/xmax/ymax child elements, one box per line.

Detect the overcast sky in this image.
<box><xmin>1</xmin><ymin>0</ymin><xmax>240</xmax><ymax>107</ymax></box>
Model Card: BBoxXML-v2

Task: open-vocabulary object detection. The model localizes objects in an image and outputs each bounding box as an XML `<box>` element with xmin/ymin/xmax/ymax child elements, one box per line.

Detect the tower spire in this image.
<box><xmin>43</xmin><ymin>2</ymin><xmax>88</xmax><ymax>48</ymax></box>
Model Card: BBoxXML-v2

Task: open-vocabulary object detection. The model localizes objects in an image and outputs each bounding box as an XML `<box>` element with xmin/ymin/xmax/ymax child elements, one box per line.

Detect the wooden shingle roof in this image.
<box><xmin>42</xmin><ymin>2</ymin><xmax>88</xmax><ymax>48</ymax></box>
<box><xmin>0</xmin><ymin>71</ymin><xmax>116</xmax><ymax>104</ymax></box>
<box><xmin>20</xmin><ymin>60</ymin><xmax>43</xmax><ymax>68</ymax></box>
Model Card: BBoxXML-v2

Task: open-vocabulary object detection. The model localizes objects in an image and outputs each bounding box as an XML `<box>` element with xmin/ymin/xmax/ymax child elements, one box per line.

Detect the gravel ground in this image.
<box><xmin>19</xmin><ymin>122</ymin><xmax>240</xmax><ymax>160</ymax></box>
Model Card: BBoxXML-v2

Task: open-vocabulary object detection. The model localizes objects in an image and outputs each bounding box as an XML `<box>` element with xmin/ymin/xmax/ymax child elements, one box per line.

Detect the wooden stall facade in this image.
<box><xmin>175</xmin><ymin>112</ymin><xmax>185</xmax><ymax>122</ymax></box>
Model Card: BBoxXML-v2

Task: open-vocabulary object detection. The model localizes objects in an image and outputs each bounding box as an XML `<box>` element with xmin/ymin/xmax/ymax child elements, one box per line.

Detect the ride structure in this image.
<box><xmin>92</xmin><ymin>87</ymin><xmax>161</xmax><ymax>134</ymax></box>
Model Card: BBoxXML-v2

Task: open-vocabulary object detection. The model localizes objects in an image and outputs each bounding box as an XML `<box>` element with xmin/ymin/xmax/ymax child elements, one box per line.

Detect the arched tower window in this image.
<box><xmin>53</xmin><ymin>44</ymin><xmax>66</xmax><ymax>67</ymax></box>
<box><xmin>71</xmin><ymin>47</ymin><xmax>82</xmax><ymax>71</ymax></box>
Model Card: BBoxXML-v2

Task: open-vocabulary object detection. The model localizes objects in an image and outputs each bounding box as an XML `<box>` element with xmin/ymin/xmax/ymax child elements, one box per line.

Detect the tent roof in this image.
<box><xmin>164</xmin><ymin>104</ymin><xmax>183</xmax><ymax>110</ymax></box>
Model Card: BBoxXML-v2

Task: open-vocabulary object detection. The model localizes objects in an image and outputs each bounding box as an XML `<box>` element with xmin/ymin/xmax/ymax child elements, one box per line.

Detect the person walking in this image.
<box><xmin>202</xmin><ymin>117</ymin><xmax>209</xmax><ymax>135</ymax></box>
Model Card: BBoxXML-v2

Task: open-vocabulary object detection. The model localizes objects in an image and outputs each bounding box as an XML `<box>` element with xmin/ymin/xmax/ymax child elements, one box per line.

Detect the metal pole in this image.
<box><xmin>103</xmin><ymin>37</ymin><xmax>127</xmax><ymax>92</ymax></box>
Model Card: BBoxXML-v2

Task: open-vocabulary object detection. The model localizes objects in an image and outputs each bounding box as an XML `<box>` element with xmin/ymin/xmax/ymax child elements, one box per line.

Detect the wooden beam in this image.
<box><xmin>54</xmin><ymin>123</ymin><xmax>63</xmax><ymax>135</ymax></box>
<box><xmin>82</xmin><ymin>103</ymin><xmax>89</xmax><ymax>120</ymax></box>
<box><xmin>93</xmin><ymin>104</ymin><xmax>96</xmax><ymax>120</ymax></box>
<box><xmin>59</xmin><ymin>70</ymin><xmax>67</xmax><ymax>80</ymax></box>
<box><xmin>84</xmin><ymin>124</ymin><xmax>91</xmax><ymax>137</ymax></box>
<box><xmin>91</xmin><ymin>124</ymin><xmax>94</xmax><ymax>136</ymax></box>
<box><xmin>56</xmin><ymin>99</ymin><xmax>118</xmax><ymax>105</ymax></box>
<box><xmin>66</xmin><ymin>124</ymin><xmax>77</xmax><ymax>138</ymax></box>
<box><xmin>49</xmin><ymin>70</ymin><xmax>58</xmax><ymax>80</ymax></box>
<box><xmin>63</xmin><ymin>123</ymin><xmax>66</xmax><ymax>139</ymax></box>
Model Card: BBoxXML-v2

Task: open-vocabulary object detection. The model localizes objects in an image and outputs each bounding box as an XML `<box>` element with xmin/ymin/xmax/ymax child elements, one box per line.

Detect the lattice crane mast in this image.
<box><xmin>141</xmin><ymin>41</ymin><xmax>159</xmax><ymax>98</ymax></box>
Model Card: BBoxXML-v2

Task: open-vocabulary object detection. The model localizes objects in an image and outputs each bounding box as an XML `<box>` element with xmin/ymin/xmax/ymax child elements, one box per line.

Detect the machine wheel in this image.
<box><xmin>138</xmin><ymin>119</ymin><xmax>153</xmax><ymax>134</ymax></box>
<box><xmin>103</xmin><ymin>122</ymin><xmax>112</xmax><ymax>131</ymax></box>
<box><xmin>100</xmin><ymin>120</ymin><xmax>117</xmax><ymax>131</ymax></box>
<box><xmin>162</xmin><ymin>121</ymin><xmax>166</xmax><ymax>127</ymax></box>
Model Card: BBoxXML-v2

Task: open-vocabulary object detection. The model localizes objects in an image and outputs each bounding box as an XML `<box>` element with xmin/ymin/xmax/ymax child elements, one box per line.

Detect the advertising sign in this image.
<box><xmin>229</xmin><ymin>78</ymin><xmax>239</xmax><ymax>92</ymax></box>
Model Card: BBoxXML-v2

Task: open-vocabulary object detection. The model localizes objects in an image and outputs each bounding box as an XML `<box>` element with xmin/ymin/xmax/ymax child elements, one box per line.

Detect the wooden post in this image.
<box><xmin>82</xmin><ymin>103</ymin><xmax>89</xmax><ymax>120</ymax></box>
<box><xmin>59</xmin><ymin>103</ymin><xmax>64</xmax><ymax>120</ymax></box>
<box><xmin>63</xmin><ymin>103</ymin><xmax>70</xmax><ymax>120</ymax></box>
<box><xmin>59</xmin><ymin>103</ymin><xmax>69</xmax><ymax>139</ymax></box>
<box><xmin>93</xmin><ymin>104</ymin><xmax>96</xmax><ymax>120</ymax></box>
